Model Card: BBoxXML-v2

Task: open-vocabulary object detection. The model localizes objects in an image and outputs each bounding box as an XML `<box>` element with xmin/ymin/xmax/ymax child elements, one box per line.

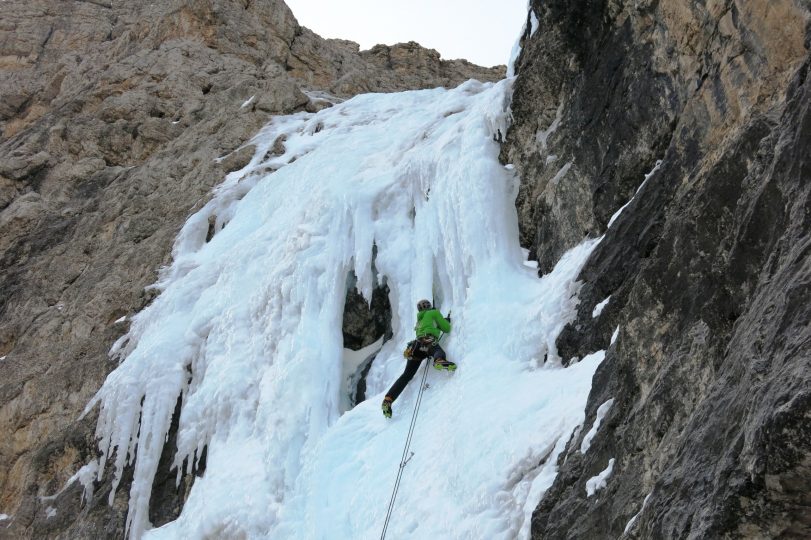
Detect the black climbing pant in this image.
<box><xmin>385</xmin><ymin>340</ymin><xmax>446</xmax><ymax>402</ymax></box>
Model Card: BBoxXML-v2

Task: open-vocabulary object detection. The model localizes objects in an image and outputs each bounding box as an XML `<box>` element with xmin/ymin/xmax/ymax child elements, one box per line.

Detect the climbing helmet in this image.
<box><xmin>417</xmin><ymin>299</ymin><xmax>432</xmax><ymax>312</ymax></box>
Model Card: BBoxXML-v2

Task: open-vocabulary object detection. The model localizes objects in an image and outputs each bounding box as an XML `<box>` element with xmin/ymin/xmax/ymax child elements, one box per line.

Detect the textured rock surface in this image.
<box><xmin>503</xmin><ymin>0</ymin><xmax>810</xmax><ymax>538</ymax></box>
<box><xmin>0</xmin><ymin>1</ymin><xmax>501</xmax><ymax>536</ymax></box>
<box><xmin>288</xmin><ymin>31</ymin><xmax>506</xmax><ymax>96</ymax></box>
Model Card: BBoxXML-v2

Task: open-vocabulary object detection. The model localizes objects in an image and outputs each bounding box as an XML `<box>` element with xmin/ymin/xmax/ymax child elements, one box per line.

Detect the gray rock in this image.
<box><xmin>503</xmin><ymin>0</ymin><xmax>811</xmax><ymax>538</ymax></box>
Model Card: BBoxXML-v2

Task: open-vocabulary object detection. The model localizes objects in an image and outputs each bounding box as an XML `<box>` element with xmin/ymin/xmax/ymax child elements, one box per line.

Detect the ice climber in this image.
<box><xmin>381</xmin><ymin>299</ymin><xmax>455</xmax><ymax>418</ymax></box>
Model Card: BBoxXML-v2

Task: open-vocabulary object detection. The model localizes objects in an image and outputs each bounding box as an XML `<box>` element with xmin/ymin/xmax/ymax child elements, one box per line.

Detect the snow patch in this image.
<box><xmin>0</xmin><ymin>356</ymin><xmax>5</xmax><ymax>362</ymax></box>
<box><xmin>580</xmin><ymin>398</ymin><xmax>615</xmax><ymax>453</ymax></box>
<box><xmin>516</xmin><ymin>433</ymin><xmax>570</xmax><ymax>538</ymax></box>
<box><xmin>529</xmin><ymin>10</ymin><xmax>540</xmax><ymax>36</ymax></box>
<box><xmin>304</xmin><ymin>90</ymin><xmax>344</xmax><ymax>106</ymax></box>
<box><xmin>114</xmin><ymin>316</ymin><xmax>127</xmax><ymax>324</ymax></box>
<box><xmin>586</xmin><ymin>458</ymin><xmax>615</xmax><ymax>497</ymax></box>
<box><xmin>607</xmin><ymin>160</ymin><xmax>663</xmax><ymax>228</ymax></box>
<box><xmin>46</xmin><ymin>507</ymin><xmax>57</xmax><ymax>519</ymax></box>
<box><xmin>551</xmin><ymin>161</ymin><xmax>572</xmax><ymax>185</ymax></box>
<box><xmin>611</xmin><ymin>326</ymin><xmax>620</xmax><ymax>345</ymax></box>
<box><xmin>536</xmin><ymin>102</ymin><xmax>564</xmax><ymax>150</ymax></box>
<box><xmin>41</xmin><ymin>461</ymin><xmax>99</xmax><ymax>508</ymax></box>
<box><xmin>240</xmin><ymin>95</ymin><xmax>255</xmax><ymax>109</ymax></box>
<box><xmin>624</xmin><ymin>492</ymin><xmax>652</xmax><ymax>534</ymax></box>
<box><xmin>592</xmin><ymin>296</ymin><xmax>610</xmax><ymax>318</ymax></box>
<box><xmin>0</xmin><ymin>514</ymin><xmax>9</xmax><ymax>521</ymax></box>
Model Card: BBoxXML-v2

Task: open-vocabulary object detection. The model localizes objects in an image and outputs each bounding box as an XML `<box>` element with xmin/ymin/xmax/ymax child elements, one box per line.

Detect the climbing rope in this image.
<box><xmin>379</xmin><ymin>350</ymin><xmax>434</xmax><ymax>540</ymax></box>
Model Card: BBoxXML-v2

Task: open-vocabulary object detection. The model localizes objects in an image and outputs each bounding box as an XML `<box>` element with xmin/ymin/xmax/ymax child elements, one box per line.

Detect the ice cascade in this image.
<box><xmin>84</xmin><ymin>78</ymin><xmax>604</xmax><ymax>539</ymax></box>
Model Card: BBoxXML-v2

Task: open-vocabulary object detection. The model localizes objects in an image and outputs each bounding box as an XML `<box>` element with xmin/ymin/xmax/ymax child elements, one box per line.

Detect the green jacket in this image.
<box><xmin>415</xmin><ymin>309</ymin><xmax>451</xmax><ymax>339</ymax></box>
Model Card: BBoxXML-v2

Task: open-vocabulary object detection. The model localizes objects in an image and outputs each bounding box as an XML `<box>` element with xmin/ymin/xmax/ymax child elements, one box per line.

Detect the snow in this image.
<box><xmin>624</xmin><ymin>492</ymin><xmax>652</xmax><ymax>534</ymax></box>
<box><xmin>46</xmin><ymin>507</ymin><xmax>57</xmax><ymax>519</ymax></box>
<box><xmin>607</xmin><ymin>160</ymin><xmax>663</xmax><ymax>229</ymax></box>
<box><xmin>0</xmin><ymin>356</ymin><xmax>5</xmax><ymax>362</ymax></box>
<box><xmin>304</xmin><ymin>90</ymin><xmax>344</xmax><ymax>106</ymax></box>
<box><xmin>240</xmin><ymin>95</ymin><xmax>255</xmax><ymax>109</ymax></box>
<box><xmin>551</xmin><ymin>161</ymin><xmax>572</xmax><ymax>185</ymax></box>
<box><xmin>529</xmin><ymin>10</ymin><xmax>540</xmax><ymax>37</ymax></box>
<box><xmin>592</xmin><ymin>296</ymin><xmax>610</xmax><ymax>318</ymax></box>
<box><xmin>535</xmin><ymin>102</ymin><xmax>563</xmax><ymax>150</ymax></box>
<box><xmin>41</xmin><ymin>461</ymin><xmax>99</xmax><ymax>509</ymax></box>
<box><xmin>580</xmin><ymin>398</ymin><xmax>615</xmax><ymax>453</ymax></box>
<box><xmin>85</xmin><ymin>78</ymin><xmax>605</xmax><ymax>540</ymax></box>
<box><xmin>611</xmin><ymin>326</ymin><xmax>620</xmax><ymax>345</ymax></box>
<box><xmin>585</xmin><ymin>458</ymin><xmax>615</xmax><ymax>497</ymax></box>
<box><xmin>0</xmin><ymin>514</ymin><xmax>9</xmax><ymax>521</ymax></box>
<box><xmin>67</xmin><ymin>462</ymin><xmax>99</xmax><ymax>502</ymax></box>
<box><xmin>114</xmin><ymin>316</ymin><xmax>127</xmax><ymax>324</ymax></box>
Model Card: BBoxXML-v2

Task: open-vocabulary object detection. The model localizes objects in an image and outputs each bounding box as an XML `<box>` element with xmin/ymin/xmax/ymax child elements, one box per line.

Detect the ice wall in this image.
<box><xmin>84</xmin><ymin>78</ymin><xmax>603</xmax><ymax>539</ymax></box>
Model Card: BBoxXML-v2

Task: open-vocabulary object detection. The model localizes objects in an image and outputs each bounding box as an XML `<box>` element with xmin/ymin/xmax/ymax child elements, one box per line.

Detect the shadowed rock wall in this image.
<box><xmin>503</xmin><ymin>0</ymin><xmax>810</xmax><ymax>538</ymax></box>
<box><xmin>0</xmin><ymin>1</ymin><xmax>502</xmax><ymax>536</ymax></box>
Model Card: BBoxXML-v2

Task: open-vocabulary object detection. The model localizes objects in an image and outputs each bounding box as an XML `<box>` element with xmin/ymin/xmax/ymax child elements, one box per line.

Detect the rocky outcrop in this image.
<box><xmin>287</xmin><ymin>31</ymin><xmax>505</xmax><ymax>96</ymax></box>
<box><xmin>503</xmin><ymin>0</ymin><xmax>810</xmax><ymax>538</ymax></box>
<box><xmin>0</xmin><ymin>1</ymin><xmax>501</xmax><ymax>536</ymax></box>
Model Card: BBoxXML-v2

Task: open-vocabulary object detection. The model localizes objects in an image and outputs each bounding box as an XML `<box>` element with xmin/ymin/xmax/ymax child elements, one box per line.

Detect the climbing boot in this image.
<box><xmin>381</xmin><ymin>397</ymin><xmax>393</xmax><ymax>418</ymax></box>
<box><xmin>433</xmin><ymin>359</ymin><xmax>457</xmax><ymax>371</ymax></box>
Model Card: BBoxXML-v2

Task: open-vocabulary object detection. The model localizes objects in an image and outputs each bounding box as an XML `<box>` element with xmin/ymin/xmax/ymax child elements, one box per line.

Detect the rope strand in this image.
<box><xmin>380</xmin><ymin>359</ymin><xmax>431</xmax><ymax>540</ymax></box>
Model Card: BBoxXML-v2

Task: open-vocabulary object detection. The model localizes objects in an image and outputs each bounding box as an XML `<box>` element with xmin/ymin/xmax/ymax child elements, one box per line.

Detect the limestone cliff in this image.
<box><xmin>503</xmin><ymin>0</ymin><xmax>810</xmax><ymax>537</ymax></box>
<box><xmin>3</xmin><ymin>0</ymin><xmax>809</xmax><ymax>537</ymax></box>
<box><xmin>0</xmin><ymin>1</ymin><xmax>502</xmax><ymax>537</ymax></box>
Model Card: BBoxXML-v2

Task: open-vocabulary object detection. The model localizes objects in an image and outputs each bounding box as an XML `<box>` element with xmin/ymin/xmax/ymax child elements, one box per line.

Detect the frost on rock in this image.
<box><xmin>535</xmin><ymin>102</ymin><xmax>563</xmax><ymax>150</ymax></box>
<box><xmin>580</xmin><ymin>397</ymin><xmax>614</xmax><ymax>453</ymax></box>
<box><xmin>592</xmin><ymin>296</ymin><xmax>610</xmax><ymax>318</ymax></box>
<box><xmin>586</xmin><ymin>458</ymin><xmax>615</xmax><ymax>497</ymax></box>
<box><xmin>85</xmin><ymin>78</ymin><xmax>605</xmax><ymax>540</ymax></box>
<box><xmin>551</xmin><ymin>161</ymin><xmax>572</xmax><ymax>186</ymax></box>
<box><xmin>624</xmin><ymin>492</ymin><xmax>653</xmax><ymax>534</ymax></box>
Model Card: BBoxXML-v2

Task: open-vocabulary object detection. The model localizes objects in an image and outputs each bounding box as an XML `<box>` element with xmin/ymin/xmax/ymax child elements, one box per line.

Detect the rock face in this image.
<box><xmin>503</xmin><ymin>0</ymin><xmax>810</xmax><ymax>538</ymax></box>
<box><xmin>0</xmin><ymin>1</ymin><xmax>502</xmax><ymax>536</ymax></box>
<box><xmin>288</xmin><ymin>32</ymin><xmax>506</xmax><ymax>96</ymax></box>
